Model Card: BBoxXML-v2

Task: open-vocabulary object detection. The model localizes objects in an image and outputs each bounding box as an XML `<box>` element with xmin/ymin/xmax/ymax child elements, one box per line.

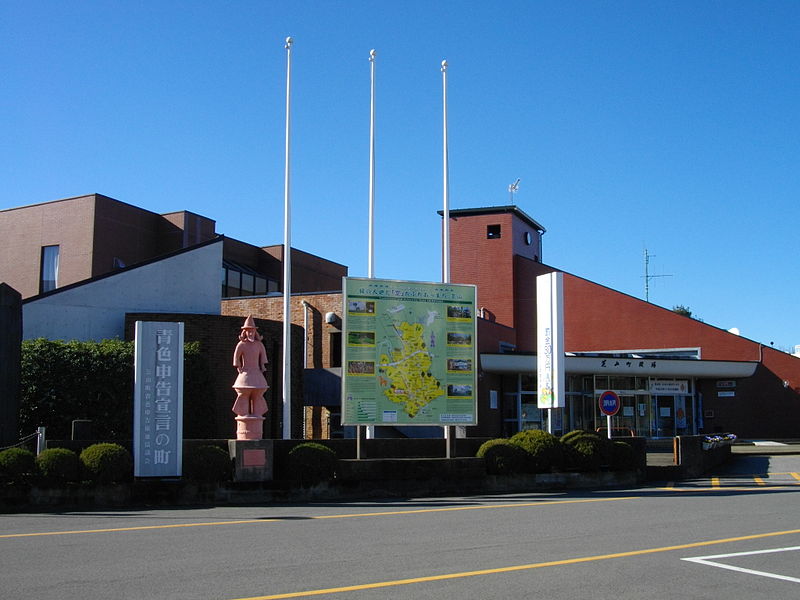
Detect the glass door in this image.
<box><xmin>654</xmin><ymin>396</ymin><xmax>675</xmax><ymax>438</ymax></box>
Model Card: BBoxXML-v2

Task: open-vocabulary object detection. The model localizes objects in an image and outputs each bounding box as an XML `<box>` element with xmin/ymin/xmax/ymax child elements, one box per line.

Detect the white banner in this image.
<box><xmin>134</xmin><ymin>321</ymin><xmax>184</xmax><ymax>477</ymax></box>
<box><xmin>536</xmin><ymin>272</ymin><xmax>564</xmax><ymax>409</ymax></box>
<box><xmin>650</xmin><ymin>379</ymin><xmax>689</xmax><ymax>394</ymax></box>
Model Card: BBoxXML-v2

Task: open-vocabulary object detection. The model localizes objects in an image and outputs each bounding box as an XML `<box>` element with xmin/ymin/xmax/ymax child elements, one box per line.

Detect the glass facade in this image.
<box><xmin>500</xmin><ymin>373</ymin><xmax>697</xmax><ymax>438</ymax></box>
<box><xmin>221</xmin><ymin>260</ymin><xmax>278</xmax><ymax>298</ymax></box>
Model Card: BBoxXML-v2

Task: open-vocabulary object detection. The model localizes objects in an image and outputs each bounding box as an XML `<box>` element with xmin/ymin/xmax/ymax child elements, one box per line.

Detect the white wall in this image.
<box><xmin>23</xmin><ymin>240</ymin><xmax>223</xmax><ymax>341</ymax></box>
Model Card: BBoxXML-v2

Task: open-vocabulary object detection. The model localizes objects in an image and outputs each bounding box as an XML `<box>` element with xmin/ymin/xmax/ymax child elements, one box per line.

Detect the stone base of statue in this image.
<box><xmin>235</xmin><ymin>415</ymin><xmax>265</xmax><ymax>440</ymax></box>
<box><xmin>228</xmin><ymin>439</ymin><xmax>273</xmax><ymax>482</ymax></box>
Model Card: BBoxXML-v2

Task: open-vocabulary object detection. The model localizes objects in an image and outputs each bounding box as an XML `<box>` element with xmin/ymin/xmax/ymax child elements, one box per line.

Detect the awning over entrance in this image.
<box><xmin>480</xmin><ymin>353</ymin><xmax>758</xmax><ymax>378</ymax></box>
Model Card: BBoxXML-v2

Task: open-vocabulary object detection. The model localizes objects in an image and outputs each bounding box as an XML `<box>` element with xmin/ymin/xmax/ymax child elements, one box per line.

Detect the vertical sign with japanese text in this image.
<box><xmin>342</xmin><ymin>278</ymin><xmax>477</xmax><ymax>426</ymax></box>
<box><xmin>536</xmin><ymin>272</ymin><xmax>565</xmax><ymax>409</ymax></box>
<box><xmin>134</xmin><ymin>321</ymin><xmax>184</xmax><ymax>477</ymax></box>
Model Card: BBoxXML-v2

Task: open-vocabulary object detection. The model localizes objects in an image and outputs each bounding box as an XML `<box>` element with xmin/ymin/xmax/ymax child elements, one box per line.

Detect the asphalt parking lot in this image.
<box><xmin>1</xmin><ymin>452</ymin><xmax>799</xmax><ymax>600</ymax></box>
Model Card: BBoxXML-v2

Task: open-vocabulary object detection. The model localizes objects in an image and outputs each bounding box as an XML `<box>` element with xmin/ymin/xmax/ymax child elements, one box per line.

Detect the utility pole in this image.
<box><xmin>642</xmin><ymin>248</ymin><xmax>672</xmax><ymax>302</ymax></box>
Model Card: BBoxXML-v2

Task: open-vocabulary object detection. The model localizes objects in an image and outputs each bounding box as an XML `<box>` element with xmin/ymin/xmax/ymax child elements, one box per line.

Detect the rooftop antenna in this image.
<box><xmin>508</xmin><ymin>178</ymin><xmax>520</xmax><ymax>203</ymax></box>
<box><xmin>642</xmin><ymin>248</ymin><xmax>672</xmax><ymax>303</ymax></box>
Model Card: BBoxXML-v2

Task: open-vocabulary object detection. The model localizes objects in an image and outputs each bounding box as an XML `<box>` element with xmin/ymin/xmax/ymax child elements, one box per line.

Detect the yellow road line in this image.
<box><xmin>231</xmin><ymin>528</ymin><xmax>800</xmax><ymax>600</ymax></box>
<box><xmin>0</xmin><ymin>496</ymin><xmax>633</xmax><ymax>539</ymax></box>
<box><xmin>791</xmin><ymin>472</ymin><xmax>800</xmax><ymax>483</ymax></box>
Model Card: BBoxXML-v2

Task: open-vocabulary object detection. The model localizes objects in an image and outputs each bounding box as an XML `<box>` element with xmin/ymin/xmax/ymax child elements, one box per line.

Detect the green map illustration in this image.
<box><xmin>378</xmin><ymin>321</ymin><xmax>444</xmax><ymax>418</ymax></box>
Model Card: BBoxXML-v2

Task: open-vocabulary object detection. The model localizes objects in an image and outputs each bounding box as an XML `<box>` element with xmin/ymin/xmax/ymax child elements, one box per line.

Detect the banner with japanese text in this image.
<box><xmin>134</xmin><ymin>321</ymin><xmax>184</xmax><ymax>477</ymax></box>
<box><xmin>342</xmin><ymin>278</ymin><xmax>477</xmax><ymax>426</ymax></box>
<box><xmin>536</xmin><ymin>272</ymin><xmax>565</xmax><ymax>409</ymax></box>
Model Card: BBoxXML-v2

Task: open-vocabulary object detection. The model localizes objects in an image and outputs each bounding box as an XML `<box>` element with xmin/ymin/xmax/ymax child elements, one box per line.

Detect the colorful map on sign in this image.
<box><xmin>342</xmin><ymin>278</ymin><xmax>477</xmax><ymax>427</ymax></box>
<box><xmin>379</xmin><ymin>322</ymin><xmax>444</xmax><ymax>418</ymax></box>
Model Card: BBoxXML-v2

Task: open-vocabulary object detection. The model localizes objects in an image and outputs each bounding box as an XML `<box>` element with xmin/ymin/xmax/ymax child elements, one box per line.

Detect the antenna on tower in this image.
<box><xmin>642</xmin><ymin>248</ymin><xmax>672</xmax><ymax>302</ymax></box>
<box><xmin>508</xmin><ymin>178</ymin><xmax>520</xmax><ymax>203</ymax></box>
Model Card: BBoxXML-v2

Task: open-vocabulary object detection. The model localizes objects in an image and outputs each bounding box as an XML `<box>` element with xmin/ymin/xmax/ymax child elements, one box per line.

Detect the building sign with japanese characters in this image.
<box><xmin>537</xmin><ymin>272</ymin><xmax>565</xmax><ymax>409</ymax></box>
<box><xmin>134</xmin><ymin>321</ymin><xmax>184</xmax><ymax>477</ymax></box>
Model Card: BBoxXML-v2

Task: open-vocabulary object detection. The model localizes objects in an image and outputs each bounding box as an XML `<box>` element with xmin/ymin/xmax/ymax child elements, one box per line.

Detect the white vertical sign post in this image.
<box><xmin>536</xmin><ymin>272</ymin><xmax>565</xmax><ymax>433</ymax></box>
<box><xmin>134</xmin><ymin>321</ymin><xmax>184</xmax><ymax>477</ymax></box>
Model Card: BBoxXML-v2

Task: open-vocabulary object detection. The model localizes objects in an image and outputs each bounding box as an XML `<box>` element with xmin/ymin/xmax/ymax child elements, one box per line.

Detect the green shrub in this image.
<box><xmin>80</xmin><ymin>443</ymin><xmax>132</xmax><ymax>484</ymax></box>
<box><xmin>561</xmin><ymin>431</ymin><xmax>613</xmax><ymax>472</ymax></box>
<box><xmin>287</xmin><ymin>443</ymin><xmax>337</xmax><ymax>485</ymax></box>
<box><xmin>19</xmin><ymin>339</ymin><xmax>216</xmax><ymax>441</ymax></box>
<box><xmin>610</xmin><ymin>441</ymin><xmax>637</xmax><ymax>471</ymax></box>
<box><xmin>476</xmin><ymin>439</ymin><xmax>528</xmax><ymax>475</ymax></box>
<box><xmin>184</xmin><ymin>445</ymin><xmax>232</xmax><ymax>482</ymax></box>
<box><xmin>509</xmin><ymin>429</ymin><xmax>565</xmax><ymax>473</ymax></box>
<box><xmin>36</xmin><ymin>448</ymin><xmax>80</xmax><ymax>484</ymax></box>
<box><xmin>0</xmin><ymin>448</ymin><xmax>37</xmax><ymax>481</ymax></box>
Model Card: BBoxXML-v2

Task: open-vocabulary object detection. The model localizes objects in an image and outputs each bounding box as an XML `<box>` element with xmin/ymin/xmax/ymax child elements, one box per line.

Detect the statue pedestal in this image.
<box><xmin>228</xmin><ymin>439</ymin><xmax>273</xmax><ymax>482</ymax></box>
<box><xmin>235</xmin><ymin>415</ymin><xmax>265</xmax><ymax>440</ymax></box>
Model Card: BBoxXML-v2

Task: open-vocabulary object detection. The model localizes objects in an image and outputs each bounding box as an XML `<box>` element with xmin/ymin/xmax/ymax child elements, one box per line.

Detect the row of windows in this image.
<box><xmin>221</xmin><ymin>265</ymin><xmax>278</xmax><ymax>298</ymax></box>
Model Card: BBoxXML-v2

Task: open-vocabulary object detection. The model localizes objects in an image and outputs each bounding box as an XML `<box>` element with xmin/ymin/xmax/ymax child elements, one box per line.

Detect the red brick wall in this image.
<box><xmin>222</xmin><ymin>293</ymin><xmax>344</xmax><ymax>369</ymax></box>
<box><xmin>449</xmin><ymin>212</ymin><xmax>516</xmax><ymax>327</ymax></box>
<box><xmin>562</xmin><ymin>274</ymin><xmax>760</xmax><ymax>360</ymax></box>
<box><xmin>0</xmin><ymin>195</ymin><xmax>96</xmax><ymax>297</ymax></box>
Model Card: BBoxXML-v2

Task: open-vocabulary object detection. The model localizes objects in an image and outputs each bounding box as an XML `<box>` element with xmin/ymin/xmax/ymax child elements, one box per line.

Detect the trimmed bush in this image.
<box><xmin>287</xmin><ymin>443</ymin><xmax>337</xmax><ymax>485</ymax></box>
<box><xmin>0</xmin><ymin>448</ymin><xmax>37</xmax><ymax>482</ymax></box>
<box><xmin>610</xmin><ymin>441</ymin><xmax>637</xmax><ymax>471</ymax></box>
<box><xmin>184</xmin><ymin>445</ymin><xmax>232</xmax><ymax>482</ymax></box>
<box><xmin>36</xmin><ymin>448</ymin><xmax>80</xmax><ymax>484</ymax></box>
<box><xmin>509</xmin><ymin>429</ymin><xmax>565</xmax><ymax>473</ymax></box>
<box><xmin>476</xmin><ymin>439</ymin><xmax>528</xmax><ymax>475</ymax></box>
<box><xmin>561</xmin><ymin>431</ymin><xmax>613</xmax><ymax>472</ymax></box>
<box><xmin>80</xmin><ymin>443</ymin><xmax>132</xmax><ymax>484</ymax></box>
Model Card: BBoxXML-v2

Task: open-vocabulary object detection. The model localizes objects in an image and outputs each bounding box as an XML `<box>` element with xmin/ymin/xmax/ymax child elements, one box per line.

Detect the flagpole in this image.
<box><xmin>282</xmin><ymin>36</ymin><xmax>293</xmax><ymax>440</ymax></box>
<box><xmin>367</xmin><ymin>49</ymin><xmax>379</xmax><ymax>445</ymax></box>
<box><xmin>441</xmin><ymin>59</ymin><xmax>453</xmax><ymax>458</ymax></box>
<box><xmin>368</xmin><ymin>49</ymin><xmax>376</xmax><ymax>279</ymax></box>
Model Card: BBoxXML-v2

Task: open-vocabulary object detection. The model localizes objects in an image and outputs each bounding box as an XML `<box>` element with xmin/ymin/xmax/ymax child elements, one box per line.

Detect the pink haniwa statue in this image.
<box><xmin>232</xmin><ymin>315</ymin><xmax>269</xmax><ymax>440</ymax></box>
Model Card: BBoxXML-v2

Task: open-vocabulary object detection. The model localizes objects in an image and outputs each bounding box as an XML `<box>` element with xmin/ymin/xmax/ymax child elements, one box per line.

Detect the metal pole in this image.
<box><xmin>282</xmin><ymin>36</ymin><xmax>293</xmax><ymax>440</ymax></box>
<box><xmin>441</xmin><ymin>59</ymin><xmax>453</xmax><ymax>458</ymax></box>
<box><xmin>36</xmin><ymin>426</ymin><xmax>45</xmax><ymax>455</ymax></box>
<box><xmin>368</xmin><ymin>49</ymin><xmax>376</xmax><ymax>279</ymax></box>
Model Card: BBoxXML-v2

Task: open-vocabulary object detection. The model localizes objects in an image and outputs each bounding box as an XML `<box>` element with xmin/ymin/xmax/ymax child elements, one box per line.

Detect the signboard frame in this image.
<box><xmin>341</xmin><ymin>277</ymin><xmax>477</xmax><ymax>427</ymax></box>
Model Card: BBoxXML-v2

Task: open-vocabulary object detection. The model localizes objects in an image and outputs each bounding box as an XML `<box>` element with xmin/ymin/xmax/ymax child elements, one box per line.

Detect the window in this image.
<box><xmin>487</xmin><ymin>224</ymin><xmax>501</xmax><ymax>239</ymax></box>
<box><xmin>40</xmin><ymin>245</ymin><xmax>59</xmax><ymax>293</ymax></box>
<box><xmin>221</xmin><ymin>260</ymin><xmax>278</xmax><ymax>298</ymax></box>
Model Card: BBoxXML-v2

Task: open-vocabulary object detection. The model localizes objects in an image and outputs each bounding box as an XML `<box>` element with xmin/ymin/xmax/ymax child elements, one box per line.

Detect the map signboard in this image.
<box><xmin>341</xmin><ymin>277</ymin><xmax>477</xmax><ymax>426</ymax></box>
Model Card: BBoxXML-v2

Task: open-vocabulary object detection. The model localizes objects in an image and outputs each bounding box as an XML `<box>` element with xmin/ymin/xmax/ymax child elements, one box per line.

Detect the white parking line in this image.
<box><xmin>682</xmin><ymin>546</ymin><xmax>800</xmax><ymax>584</ymax></box>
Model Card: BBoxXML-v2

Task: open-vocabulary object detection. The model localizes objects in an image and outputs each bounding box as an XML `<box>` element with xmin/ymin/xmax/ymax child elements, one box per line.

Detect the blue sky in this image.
<box><xmin>2</xmin><ymin>1</ymin><xmax>798</xmax><ymax>352</ymax></box>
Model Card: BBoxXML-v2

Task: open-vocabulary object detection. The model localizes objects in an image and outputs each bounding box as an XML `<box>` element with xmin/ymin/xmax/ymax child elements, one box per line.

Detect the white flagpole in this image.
<box><xmin>441</xmin><ymin>59</ymin><xmax>452</xmax><ymax>457</ymax></box>
<box><xmin>282</xmin><ymin>36</ymin><xmax>293</xmax><ymax>440</ymax></box>
<box><xmin>368</xmin><ymin>49</ymin><xmax>376</xmax><ymax>279</ymax></box>
<box><xmin>441</xmin><ymin>59</ymin><xmax>450</xmax><ymax>285</ymax></box>
<box><xmin>363</xmin><ymin>49</ymin><xmax>378</xmax><ymax>447</ymax></box>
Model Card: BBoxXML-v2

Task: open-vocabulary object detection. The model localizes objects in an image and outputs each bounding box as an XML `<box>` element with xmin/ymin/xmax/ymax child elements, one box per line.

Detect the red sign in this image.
<box><xmin>599</xmin><ymin>390</ymin><xmax>621</xmax><ymax>416</ymax></box>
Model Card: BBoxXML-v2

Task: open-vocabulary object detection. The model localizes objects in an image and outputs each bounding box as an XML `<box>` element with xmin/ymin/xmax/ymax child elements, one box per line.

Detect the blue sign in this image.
<box><xmin>599</xmin><ymin>390</ymin><xmax>621</xmax><ymax>416</ymax></box>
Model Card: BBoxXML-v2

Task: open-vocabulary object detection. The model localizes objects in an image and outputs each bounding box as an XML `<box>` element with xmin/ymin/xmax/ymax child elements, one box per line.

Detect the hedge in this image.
<box><xmin>19</xmin><ymin>338</ymin><xmax>216</xmax><ymax>440</ymax></box>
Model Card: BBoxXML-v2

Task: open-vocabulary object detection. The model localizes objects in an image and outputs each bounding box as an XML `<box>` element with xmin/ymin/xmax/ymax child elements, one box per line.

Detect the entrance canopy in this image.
<box><xmin>480</xmin><ymin>352</ymin><xmax>758</xmax><ymax>378</ymax></box>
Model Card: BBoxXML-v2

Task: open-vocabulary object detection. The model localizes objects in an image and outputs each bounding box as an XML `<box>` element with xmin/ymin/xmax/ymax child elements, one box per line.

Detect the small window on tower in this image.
<box><xmin>487</xmin><ymin>224</ymin><xmax>501</xmax><ymax>239</ymax></box>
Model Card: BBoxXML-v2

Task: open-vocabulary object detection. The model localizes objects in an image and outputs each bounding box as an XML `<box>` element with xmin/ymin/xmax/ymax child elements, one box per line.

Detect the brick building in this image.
<box><xmin>4</xmin><ymin>195</ymin><xmax>798</xmax><ymax>440</ymax></box>
<box><xmin>221</xmin><ymin>205</ymin><xmax>800</xmax><ymax>440</ymax></box>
